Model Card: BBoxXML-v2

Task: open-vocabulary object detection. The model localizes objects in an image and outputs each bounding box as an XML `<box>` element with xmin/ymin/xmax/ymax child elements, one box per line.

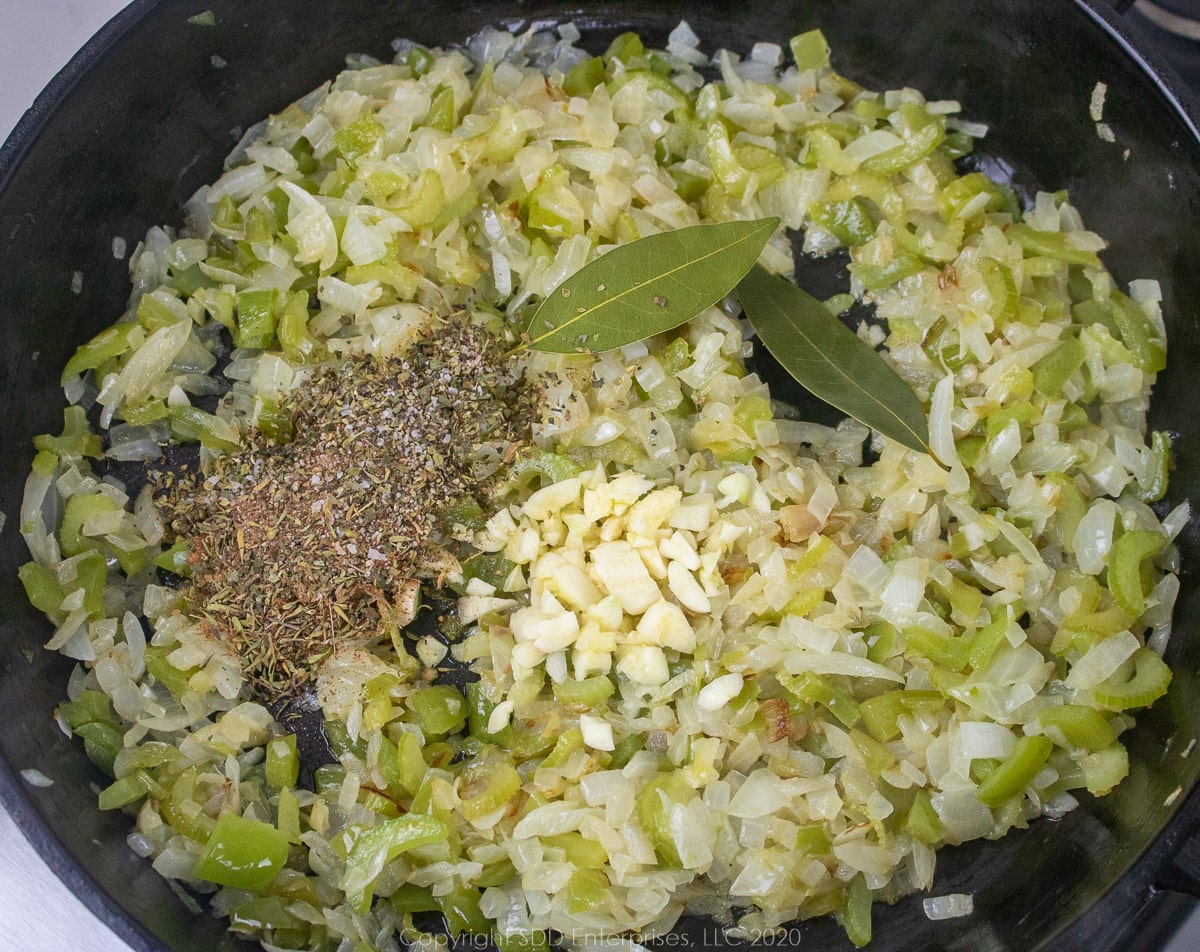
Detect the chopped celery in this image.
<box><xmin>528</xmin><ymin>167</ymin><xmax>586</xmax><ymax>239</ymax></box>
<box><xmin>1007</xmin><ymin>223</ymin><xmax>1101</xmax><ymax>268</ymax></box>
<box><xmin>705</xmin><ymin>122</ymin><xmax>783</xmax><ymax>200</ymax></box>
<box><xmin>1107</xmin><ymin>529</ymin><xmax>1164</xmax><ymax>618</ymax></box>
<box><xmin>136</xmin><ymin>293</ymin><xmax>182</xmax><ymax>332</ymax></box>
<box><xmin>985</xmin><ymin>404</ymin><xmax>1037</xmax><ymax>444</ymax></box>
<box><xmin>659</xmin><ymin>337</ymin><xmax>691</xmax><ymax>376</ymax></box>
<box><xmin>734</xmin><ymin>394</ymin><xmax>773</xmax><ymax>436</ymax></box>
<box><xmin>975</xmin><ymin>735</ymin><xmax>1053</xmax><ymax>807</ymax></box>
<box><xmin>438</xmin><ymin>886</ymin><xmax>492</xmax><ymax>935</ymax></box>
<box><xmin>73</xmin><ymin>722</ymin><xmax>122</xmax><ymax>777</ymax></box>
<box><xmin>255</xmin><ymin>398</ymin><xmax>294</xmax><ymax>443</ymax></box>
<box><xmin>346</xmin><ymin>258</ymin><xmax>420</xmax><ymax>298</ymax></box>
<box><xmin>864</xmin><ymin>621</ymin><xmax>898</xmax><ymax>664</ymax></box>
<box><xmin>977</xmin><ymin>257</ymin><xmax>1019</xmax><ymax>325</ymax></box>
<box><xmin>1037</xmin><ymin>705</ymin><xmax>1118</xmax><ymax>751</ymax></box>
<box><xmin>168</xmin><ymin>405</ymin><xmax>241</xmax><ymax>452</ymax></box>
<box><xmin>794</xmin><ymin>824</ymin><xmax>831</xmax><ymax>855</ymax></box>
<box><xmin>1081</xmin><ymin>744</ymin><xmax>1129</xmax><ymax>795</ymax></box>
<box><xmin>938</xmin><ymin>172</ymin><xmax>1009</xmax><ymax>221</ymax></box>
<box><xmin>541</xmin><ymin>727</ymin><xmax>584</xmax><ymax>770</ymax></box>
<box><xmin>860</xmin><ymin>120</ymin><xmax>944</xmax><ymax>176</ymax></box>
<box><xmin>59</xmin><ymin>690</ymin><xmax>116</xmax><ymax>730</ymax></box>
<box><xmin>389</xmin><ymin>170</ymin><xmax>445</xmax><ymax>228</ymax></box>
<box><xmin>545</xmin><ymin>832</ymin><xmax>607</xmax><ymax>868</ymax></box>
<box><xmin>904</xmin><ymin>788</ymin><xmax>942</xmax><ymax>845</ymax></box>
<box><xmin>1032</xmin><ymin>336</ymin><xmax>1087</xmax><ymax>398</ymax></box>
<box><xmin>608</xmin><ymin>733</ymin><xmax>646</xmax><ymax>770</ymax></box>
<box><xmin>1046</xmin><ymin>472</ymin><xmax>1086</xmax><ymax>553</ymax></box>
<box><xmin>967</xmin><ymin>607</ymin><xmax>1011</xmax><ymax>672</ymax></box>
<box><xmin>780</xmin><ymin>587</ymin><xmax>826</xmax><ymax>619</ymax></box>
<box><xmin>1089</xmin><ymin>647</ymin><xmax>1171</xmax><ymax>711</ymax></box>
<box><xmin>406</xmin><ymin>47</ymin><xmax>434</xmax><ymax>78</ymax></box>
<box><xmin>244</xmin><ymin>205</ymin><xmax>276</xmax><ymax>246</ymax></box>
<box><xmin>1136</xmin><ymin>431</ymin><xmax>1171</xmax><ymax>504</ymax></box>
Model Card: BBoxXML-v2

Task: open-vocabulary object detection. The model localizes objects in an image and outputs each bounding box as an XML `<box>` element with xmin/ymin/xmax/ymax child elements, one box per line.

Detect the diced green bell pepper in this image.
<box><xmin>564</xmin><ymin>56</ymin><xmax>605</xmax><ymax>97</ymax></box>
<box><xmin>809</xmin><ymin>198</ymin><xmax>875</xmax><ymax>247</ymax></box>
<box><xmin>266</xmin><ymin>734</ymin><xmax>299</xmax><ymax>790</ymax></box>
<box><xmin>790</xmin><ymin>29</ymin><xmax>830</xmax><ymax>71</ymax></box>
<box><xmin>195</xmin><ymin>812</ymin><xmax>290</xmax><ymax>890</ymax></box>
<box><xmin>342</xmin><ymin>814</ymin><xmax>448</xmax><ymax>911</ymax></box>
<box><xmin>334</xmin><ymin>113</ymin><xmax>386</xmax><ymax>164</ymax></box>
<box><xmin>406</xmin><ymin>685</ymin><xmax>467</xmax><ymax>738</ymax></box>
<box><xmin>34</xmin><ymin>406</ymin><xmax>103</xmax><ymax>460</ymax></box>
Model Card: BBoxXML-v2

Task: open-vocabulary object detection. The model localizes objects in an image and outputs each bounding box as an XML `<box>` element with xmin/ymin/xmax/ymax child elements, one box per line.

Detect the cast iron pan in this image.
<box><xmin>3</xmin><ymin>1</ymin><xmax>1200</xmax><ymax>950</ymax></box>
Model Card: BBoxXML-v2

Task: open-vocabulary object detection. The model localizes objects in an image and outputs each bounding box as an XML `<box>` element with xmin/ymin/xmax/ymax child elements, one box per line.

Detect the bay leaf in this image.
<box><xmin>737</xmin><ymin>263</ymin><xmax>930</xmax><ymax>454</ymax></box>
<box><xmin>521</xmin><ymin>218</ymin><xmax>779</xmax><ymax>354</ymax></box>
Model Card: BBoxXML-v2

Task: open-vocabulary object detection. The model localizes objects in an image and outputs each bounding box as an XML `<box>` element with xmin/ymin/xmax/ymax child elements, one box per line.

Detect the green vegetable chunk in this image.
<box><xmin>194</xmin><ymin>813</ymin><xmax>291</xmax><ymax>891</ymax></box>
<box><xmin>975</xmin><ymin>735</ymin><xmax>1054</xmax><ymax>807</ymax></box>
<box><xmin>341</xmin><ymin>814</ymin><xmax>447</xmax><ymax>911</ymax></box>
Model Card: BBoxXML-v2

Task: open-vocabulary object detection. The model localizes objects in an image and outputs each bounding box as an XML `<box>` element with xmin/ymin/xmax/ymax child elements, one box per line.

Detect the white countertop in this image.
<box><xmin>2</xmin><ymin>2</ymin><xmax>1199</xmax><ymax>951</ymax></box>
<box><xmin>0</xmin><ymin>1</ymin><xmax>141</xmax><ymax>944</ymax></box>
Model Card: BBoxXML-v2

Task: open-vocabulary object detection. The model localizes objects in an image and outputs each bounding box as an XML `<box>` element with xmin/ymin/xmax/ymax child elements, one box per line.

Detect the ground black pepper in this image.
<box><xmin>158</xmin><ymin>314</ymin><xmax>534</xmax><ymax>700</ymax></box>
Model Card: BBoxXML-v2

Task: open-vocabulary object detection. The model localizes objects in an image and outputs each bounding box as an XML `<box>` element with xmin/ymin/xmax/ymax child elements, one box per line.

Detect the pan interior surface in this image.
<box><xmin>1</xmin><ymin>2</ymin><xmax>1199</xmax><ymax>950</ymax></box>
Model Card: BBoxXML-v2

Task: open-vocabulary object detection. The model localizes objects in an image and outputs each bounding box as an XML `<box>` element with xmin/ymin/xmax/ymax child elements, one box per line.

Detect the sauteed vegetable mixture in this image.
<box><xmin>18</xmin><ymin>21</ymin><xmax>1185</xmax><ymax>951</ymax></box>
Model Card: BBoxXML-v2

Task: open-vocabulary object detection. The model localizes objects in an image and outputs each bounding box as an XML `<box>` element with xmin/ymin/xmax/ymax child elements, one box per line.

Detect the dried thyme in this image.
<box><xmin>158</xmin><ymin>314</ymin><xmax>534</xmax><ymax>700</ymax></box>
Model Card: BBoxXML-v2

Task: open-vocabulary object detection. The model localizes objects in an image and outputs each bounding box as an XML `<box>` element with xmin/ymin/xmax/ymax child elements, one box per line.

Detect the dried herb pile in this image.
<box><xmin>159</xmin><ymin>315</ymin><xmax>533</xmax><ymax>700</ymax></box>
